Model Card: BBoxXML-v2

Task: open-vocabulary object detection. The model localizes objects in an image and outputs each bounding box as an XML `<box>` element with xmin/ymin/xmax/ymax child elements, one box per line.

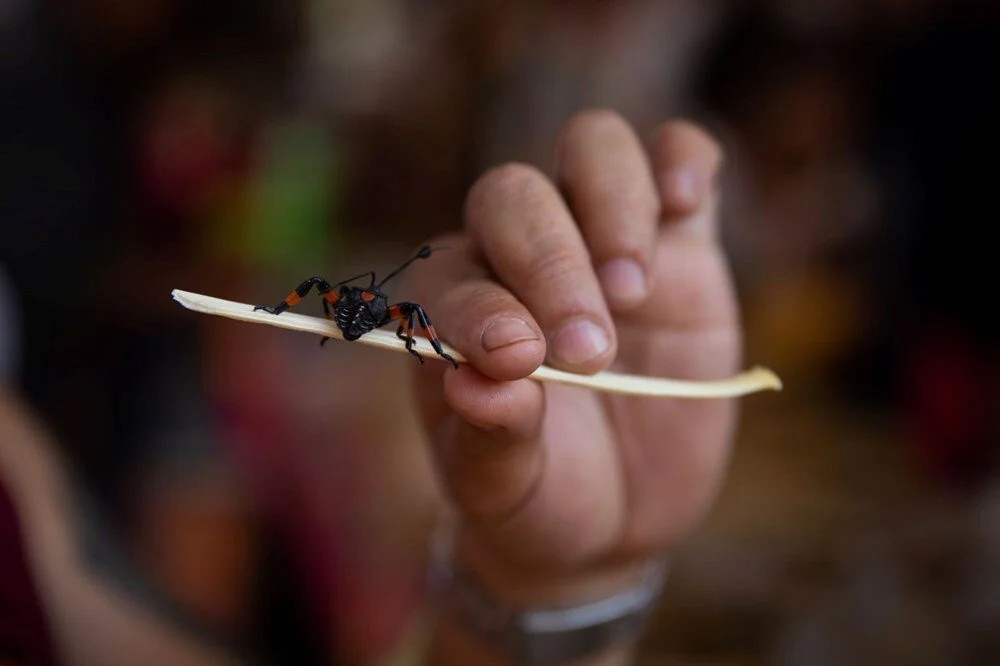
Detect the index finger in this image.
<box><xmin>465</xmin><ymin>164</ymin><xmax>617</xmax><ymax>375</ymax></box>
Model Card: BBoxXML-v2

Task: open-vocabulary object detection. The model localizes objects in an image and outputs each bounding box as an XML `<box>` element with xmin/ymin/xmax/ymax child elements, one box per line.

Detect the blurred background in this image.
<box><xmin>1</xmin><ymin>0</ymin><xmax>998</xmax><ymax>664</ymax></box>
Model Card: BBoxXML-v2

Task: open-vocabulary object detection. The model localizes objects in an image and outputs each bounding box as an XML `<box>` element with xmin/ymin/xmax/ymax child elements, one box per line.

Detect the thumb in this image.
<box><xmin>416</xmin><ymin>364</ymin><xmax>545</xmax><ymax>528</ymax></box>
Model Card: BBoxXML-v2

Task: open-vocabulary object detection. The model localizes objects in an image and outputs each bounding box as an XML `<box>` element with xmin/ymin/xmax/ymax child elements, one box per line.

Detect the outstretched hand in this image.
<box><xmin>408</xmin><ymin>112</ymin><xmax>740</xmax><ymax>618</ymax></box>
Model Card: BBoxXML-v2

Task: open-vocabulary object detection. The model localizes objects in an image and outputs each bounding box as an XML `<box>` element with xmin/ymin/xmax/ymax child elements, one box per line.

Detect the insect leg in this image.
<box><xmin>389</xmin><ymin>303</ymin><xmax>425</xmax><ymax>364</ymax></box>
<box><xmin>254</xmin><ymin>277</ymin><xmax>338</xmax><ymax>315</ymax></box>
<box><xmin>320</xmin><ymin>298</ymin><xmax>335</xmax><ymax>347</ymax></box>
<box><xmin>404</xmin><ymin>311</ymin><xmax>423</xmax><ymax>363</ymax></box>
<box><xmin>412</xmin><ymin>305</ymin><xmax>458</xmax><ymax>369</ymax></box>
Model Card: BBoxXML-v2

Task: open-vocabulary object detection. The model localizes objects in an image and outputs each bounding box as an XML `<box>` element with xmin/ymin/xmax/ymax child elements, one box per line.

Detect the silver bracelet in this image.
<box><xmin>428</xmin><ymin>522</ymin><xmax>668</xmax><ymax>663</ymax></box>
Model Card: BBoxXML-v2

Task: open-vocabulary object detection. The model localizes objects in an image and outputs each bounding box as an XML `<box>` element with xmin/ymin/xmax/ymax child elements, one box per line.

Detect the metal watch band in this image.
<box><xmin>429</xmin><ymin>523</ymin><xmax>668</xmax><ymax>663</ymax></box>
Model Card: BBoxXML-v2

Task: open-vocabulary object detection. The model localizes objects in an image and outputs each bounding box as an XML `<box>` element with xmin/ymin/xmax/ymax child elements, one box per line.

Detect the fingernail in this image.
<box><xmin>551</xmin><ymin>318</ymin><xmax>610</xmax><ymax>365</ymax></box>
<box><xmin>598</xmin><ymin>258</ymin><xmax>646</xmax><ymax>306</ymax></box>
<box><xmin>482</xmin><ymin>317</ymin><xmax>539</xmax><ymax>351</ymax></box>
<box><xmin>663</xmin><ymin>168</ymin><xmax>700</xmax><ymax>208</ymax></box>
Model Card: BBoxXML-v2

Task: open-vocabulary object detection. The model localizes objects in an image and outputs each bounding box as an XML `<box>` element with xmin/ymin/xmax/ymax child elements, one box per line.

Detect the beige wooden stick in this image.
<box><xmin>172</xmin><ymin>289</ymin><xmax>782</xmax><ymax>398</ymax></box>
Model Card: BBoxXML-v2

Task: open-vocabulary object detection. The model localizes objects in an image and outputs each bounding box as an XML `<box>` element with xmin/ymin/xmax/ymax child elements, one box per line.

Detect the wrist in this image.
<box><xmin>454</xmin><ymin>529</ymin><xmax>655</xmax><ymax>607</ymax></box>
<box><xmin>428</xmin><ymin>519</ymin><xmax>667</xmax><ymax>664</ymax></box>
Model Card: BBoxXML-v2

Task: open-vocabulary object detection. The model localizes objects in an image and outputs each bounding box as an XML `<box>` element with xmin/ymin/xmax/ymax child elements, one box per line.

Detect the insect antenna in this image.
<box><xmin>376</xmin><ymin>245</ymin><xmax>447</xmax><ymax>288</ymax></box>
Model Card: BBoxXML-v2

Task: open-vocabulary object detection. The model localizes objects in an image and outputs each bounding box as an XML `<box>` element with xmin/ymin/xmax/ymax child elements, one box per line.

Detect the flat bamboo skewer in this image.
<box><xmin>172</xmin><ymin>289</ymin><xmax>782</xmax><ymax>399</ymax></box>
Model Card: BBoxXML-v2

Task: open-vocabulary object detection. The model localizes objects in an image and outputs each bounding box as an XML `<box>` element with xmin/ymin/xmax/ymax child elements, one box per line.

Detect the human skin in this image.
<box><xmin>406</xmin><ymin>111</ymin><xmax>741</xmax><ymax>665</ymax></box>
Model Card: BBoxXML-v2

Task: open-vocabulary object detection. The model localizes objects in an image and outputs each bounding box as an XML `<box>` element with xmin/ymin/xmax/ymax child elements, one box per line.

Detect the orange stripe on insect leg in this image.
<box><xmin>425</xmin><ymin>325</ymin><xmax>440</xmax><ymax>341</ymax></box>
<box><xmin>323</xmin><ymin>291</ymin><xmax>339</xmax><ymax>303</ymax></box>
<box><xmin>285</xmin><ymin>292</ymin><xmax>302</xmax><ymax>306</ymax></box>
<box><xmin>389</xmin><ymin>305</ymin><xmax>403</xmax><ymax>319</ymax></box>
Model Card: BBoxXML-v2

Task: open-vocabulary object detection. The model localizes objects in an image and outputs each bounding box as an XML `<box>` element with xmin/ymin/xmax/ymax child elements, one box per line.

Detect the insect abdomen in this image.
<box><xmin>337</xmin><ymin>302</ymin><xmax>380</xmax><ymax>341</ymax></box>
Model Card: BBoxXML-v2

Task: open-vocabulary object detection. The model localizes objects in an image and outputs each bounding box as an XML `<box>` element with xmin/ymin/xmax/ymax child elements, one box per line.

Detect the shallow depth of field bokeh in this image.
<box><xmin>1</xmin><ymin>0</ymin><xmax>997</xmax><ymax>664</ymax></box>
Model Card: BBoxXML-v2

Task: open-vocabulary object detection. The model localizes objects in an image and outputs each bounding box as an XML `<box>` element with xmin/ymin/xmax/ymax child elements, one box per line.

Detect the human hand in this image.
<box><xmin>407</xmin><ymin>112</ymin><xmax>739</xmax><ymax>655</ymax></box>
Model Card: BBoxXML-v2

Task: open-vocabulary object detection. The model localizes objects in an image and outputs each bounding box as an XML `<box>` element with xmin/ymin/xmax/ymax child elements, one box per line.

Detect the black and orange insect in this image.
<box><xmin>254</xmin><ymin>246</ymin><xmax>458</xmax><ymax>368</ymax></box>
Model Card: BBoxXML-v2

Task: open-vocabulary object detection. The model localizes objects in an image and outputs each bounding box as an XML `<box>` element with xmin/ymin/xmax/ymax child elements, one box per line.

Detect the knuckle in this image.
<box><xmin>441</xmin><ymin>282</ymin><xmax>529</xmax><ymax>334</ymax></box>
<box><xmin>561</xmin><ymin>108</ymin><xmax>631</xmax><ymax>143</ymax></box>
<box><xmin>448</xmin><ymin>281</ymin><xmax>512</xmax><ymax>317</ymax></box>
<box><xmin>522</xmin><ymin>236</ymin><xmax>586</xmax><ymax>288</ymax></box>
<box><xmin>653</xmin><ymin>119</ymin><xmax>725</xmax><ymax>166</ymax></box>
<box><xmin>480</xmin><ymin>162</ymin><xmax>545</xmax><ymax>191</ymax></box>
<box><xmin>596</xmin><ymin>177</ymin><xmax>660</xmax><ymax>232</ymax></box>
<box><xmin>656</xmin><ymin>118</ymin><xmax>711</xmax><ymax>143</ymax></box>
<box><xmin>465</xmin><ymin>162</ymin><xmax>550</xmax><ymax>228</ymax></box>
